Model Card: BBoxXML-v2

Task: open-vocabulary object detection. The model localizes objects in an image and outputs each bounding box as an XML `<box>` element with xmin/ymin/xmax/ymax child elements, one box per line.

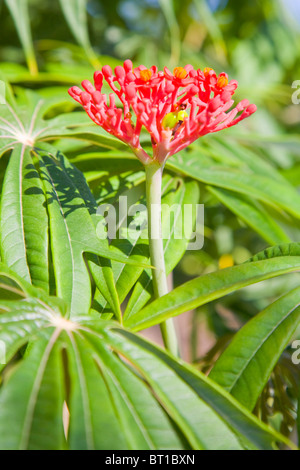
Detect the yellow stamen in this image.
<box><xmin>173</xmin><ymin>67</ymin><xmax>187</xmax><ymax>79</ymax></box>
<box><xmin>217</xmin><ymin>75</ymin><xmax>228</xmax><ymax>88</ymax></box>
<box><xmin>140</xmin><ymin>69</ymin><xmax>152</xmax><ymax>82</ymax></box>
<box><xmin>203</xmin><ymin>67</ymin><xmax>213</xmax><ymax>77</ymax></box>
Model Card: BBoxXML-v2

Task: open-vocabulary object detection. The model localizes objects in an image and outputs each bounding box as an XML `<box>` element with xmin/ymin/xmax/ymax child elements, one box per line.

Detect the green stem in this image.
<box><xmin>145</xmin><ymin>161</ymin><xmax>179</xmax><ymax>356</ymax></box>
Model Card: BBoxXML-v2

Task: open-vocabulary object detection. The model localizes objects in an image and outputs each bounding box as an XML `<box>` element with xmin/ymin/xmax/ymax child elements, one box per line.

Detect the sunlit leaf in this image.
<box><xmin>0</xmin><ymin>144</ymin><xmax>49</xmax><ymax>291</ymax></box>
<box><xmin>210</xmin><ymin>286</ymin><xmax>300</xmax><ymax>410</ymax></box>
<box><xmin>0</xmin><ymin>287</ymin><xmax>294</xmax><ymax>450</ymax></box>
<box><xmin>124</xmin><ymin>256</ymin><xmax>300</xmax><ymax>331</ymax></box>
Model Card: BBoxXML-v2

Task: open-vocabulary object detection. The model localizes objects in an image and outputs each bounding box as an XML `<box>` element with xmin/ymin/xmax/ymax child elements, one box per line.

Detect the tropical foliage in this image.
<box><xmin>0</xmin><ymin>0</ymin><xmax>299</xmax><ymax>450</ymax></box>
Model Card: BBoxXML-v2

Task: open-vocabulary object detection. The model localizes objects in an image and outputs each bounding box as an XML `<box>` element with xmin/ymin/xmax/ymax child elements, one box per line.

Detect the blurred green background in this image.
<box><xmin>0</xmin><ymin>0</ymin><xmax>300</xmax><ymax>437</ymax></box>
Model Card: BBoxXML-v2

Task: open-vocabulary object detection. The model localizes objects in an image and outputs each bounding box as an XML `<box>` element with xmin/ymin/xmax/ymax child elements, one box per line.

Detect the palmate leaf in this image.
<box><xmin>64</xmin><ymin>328</ymin><xmax>186</xmax><ymax>450</ymax></box>
<box><xmin>34</xmin><ymin>141</ymin><xmax>139</xmax><ymax>317</ymax></box>
<box><xmin>0</xmin><ymin>89</ymin><xmax>126</xmax><ymax>158</ymax></box>
<box><xmin>209</xmin><ymin>286</ymin><xmax>300</xmax><ymax>411</ymax></box>
<box><xmin>0</xmin><ymin>264</ymin><xmax>66</xmax><ymax>370</ymax></box>
<box><xmin>0</xmin><ymin>136</ymin><xmax>121</xmax><ymax>316</ymax></box>
<box><xmin>0</xmin><ymin>93</ymin><xmax>148</xmax><ymax>317</ymax></box>
<box><xmin>124</xmin><ymin>255</ymin><xmax>300</xmax><ymax>331</ymax></box>
<box><xmin>0</xmin><ymin>272</ymin><xmax>295</xmax><ymax>450</ymax></box>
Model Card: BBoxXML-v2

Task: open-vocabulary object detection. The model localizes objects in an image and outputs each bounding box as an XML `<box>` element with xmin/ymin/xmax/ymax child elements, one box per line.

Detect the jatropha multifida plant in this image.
<box><xmin>1</xmin><ymin>58</ymin><xmax>299</xmax><ymax>451</ymax></box>
<box><xmin>1</xmin><ymin>0</ymin><xmax>300</xmax><ymax>448</ymax></box>
<box><xmin>68</xmin><ymin>60</ymin><xmax>256</xmax><ymax>354</ymax></box>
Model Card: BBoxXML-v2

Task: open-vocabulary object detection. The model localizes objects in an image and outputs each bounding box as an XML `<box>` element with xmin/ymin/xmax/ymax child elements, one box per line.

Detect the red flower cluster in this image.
<box><xmin>68</xmin><ymin>60</ymin><xmax>256</xmax><ymax>164</ymax></box>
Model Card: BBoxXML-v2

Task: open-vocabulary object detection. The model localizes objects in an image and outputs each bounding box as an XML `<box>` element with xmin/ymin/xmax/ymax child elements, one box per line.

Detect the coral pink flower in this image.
<box><xmin>68</xmin><ymin>60</ymin><xmax>256</xmax><ymax>165</ymax></box>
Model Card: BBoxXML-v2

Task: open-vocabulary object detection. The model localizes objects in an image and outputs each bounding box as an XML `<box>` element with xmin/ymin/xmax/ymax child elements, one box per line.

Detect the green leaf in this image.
<box><xmin>90</xmin><ymin>170</ymin><xmax>155</xmax><ymax>313</ymax></box>
<box><xmin>209</xmin><ymin>286</ymin><xmax>300</xmax><ymax>410</ymax></box>
<box><xmin>0</xmin><ymin>300</ymin><xmax>52</xmax><ymax>372</ymax></box>
<box><xmin>4</xmin><ymin>0</ymin><xmax>38</xmax><ymax>75</ymax></box>
<box><xmin>0</xmin><ymin>332</ymin><xmax>65</xmax><ymax>450</ymax></box>
<box><xmin>0</xmin><ymin>144</ymin><xmax>49</xmax><ymax>291</ymax></box>
<box><xmin>207</xmin><ymin>136</ymin><xmax>286</xmax><ymax>183</ymax></box>
<box><xmin>52</xmin><ymin>151</ymin><xmax>121</xmax><ymax>320</ymax></box>
<box><xmin>0</xmin><ymin>90</ymin><xmax>147</xmax><ymax>316</ymax></box>
<box><xmin>66</xmin><ymin>330</ymin><xmax>183</xmax><ymax>450</ymax></box>
<box><xmin>71</xmin><ymin>152</ymin><xmax>140</xmax><ymax>185</ymax></box>
<box><xmin>167</xmin><ymin>152</ymin><xmax>300</xmax><ymax>219</ymax></box>
<box><xmin>64</xmin><ymin>331</ymin><xmax>129</xmax><ymax>450</ymax></box>
<box><xmin>0</xmin><ymin>288</ymin><xmax>294</xmax><ymax>450</ymax></box>
<box><xmin>104</xmin><ymin>327</ymin><xmax>243</xmax><ymax>450</ymax></box>
<box><xmin>124</xmin><ymin>178</ymin><xmax>200</xmax><ymax>319</ymax></box>
<box><xmin>0</xmin><ymin>91</ymin><xmax>126</xmax><ymax>157</ymax></box>
<box><xmin>102</xmin><ymin>326</ymin><xmax>295</xmax><ymax>450</ymax></box>
<box><xmin>0</xmin><ymin>263</ymin><xmax>68</xmax><ymax>371</ymax></box>
<box><xmin>124</xmin><ymin>256</ymin><xmax>300</xmax><ymax>331</ymax></box>
<box><xmin>90</xmin><ymin>340</ymin><xmax>184</xmax><ymax>449</ymax></box>
<box><xmin>36</xmin><ymin>144</ymin><xmax>101</xmax><ymax>315</ymax></box>
<box><xmin>37</xmin><ymin>112</ymin><xmax>127</xmax><ymax>151</ymax></box>
<box><xmin>0</xmin><ymin>262</ymin><xmax>48</xmax><ymax>298</ymax></box>
<box><xmin>35</xmin><ymin>143</ymin><xmax>140</xmax><ymax>316</ymax></box>
<box><xmin>208</xmin><ymin>186</ymin><xmax>290</xmax><ymax>245</ymax></box>
<box><xmin>247</xmin><ymin>242</ymin><xmax>300</xmax><ymax>262</ymax></box>
<box><xmin>87</xmin><ymin>254</ymin><xmax>121</xmax><ymax>321</ymax></box>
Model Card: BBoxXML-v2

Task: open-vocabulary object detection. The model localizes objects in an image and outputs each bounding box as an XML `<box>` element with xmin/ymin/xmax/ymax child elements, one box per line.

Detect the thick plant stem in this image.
<box><xmin>145</xmin><ymin>162</ymin><xmax>179</xmax><ymax>356</ymax></box>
